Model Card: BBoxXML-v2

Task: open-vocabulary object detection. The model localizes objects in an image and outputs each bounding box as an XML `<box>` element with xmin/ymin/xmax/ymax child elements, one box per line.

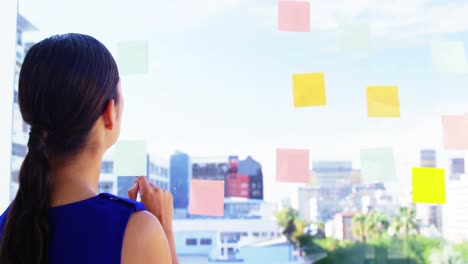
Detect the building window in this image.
<box><xmin>252</xmin><ymin>232</ymin><xmax>259</xmax><ymax>237</ymax></box>
<box><xmin>200</xmin><ymin>238</ymin><xmax>212</xmax><ymax>245</ymax></box>
<box><xmin>261</xmin><ymin>232</ymin><xmax>268</xmax><ymax>237</ymax></box>
<box><xmin>101</xmin><ymin>161</ymin><xmax>114</xmax><ymax>173</ymax></box>
<box><xmin>12</xmin><ymin>143</ymin><xmax>27</xmax><ymax>157</ymax></box>
<box><xmin>14</xmin><ymin>90</ymin><xmax>18</xmax><ymax>103</ymax></box>
<box><xmin>186</xmin><ymin>238</ymin><xmax>197</xmax><ymax>246</ymax></box>
<box><xmin>22</xmin><ymin>121</ymin><xmax>29</xmax><ymax>134</ymax></box>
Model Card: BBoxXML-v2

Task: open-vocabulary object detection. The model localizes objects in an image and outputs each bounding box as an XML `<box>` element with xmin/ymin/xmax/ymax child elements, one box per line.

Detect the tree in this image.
<box><xmin>352</xmin><ymin>211</ymin><xmax>389</xmax><ymax>243</ymax></box>
<box><xmin>392</xmin><ymin>206</ymin><xmax>419</xmax><ymax>238</ymax></box>
<box><xmin>352</xmin><ymin>214</ymin><xmax>367</xmax><ymax>243</ymax></box>
<box><xmin>275</xmin><ymin>207</ymin><xmax>306</xmax><ymax>247</ymax></box>
<box><xmin>429</xmin><ymin>245</ymin><xmax>464</xmax><ymax>264</ymax></box>
<box><xmin>365</xmin><ymin>211</ymin><xmax>389</xmax><ymax>240</ymax></box>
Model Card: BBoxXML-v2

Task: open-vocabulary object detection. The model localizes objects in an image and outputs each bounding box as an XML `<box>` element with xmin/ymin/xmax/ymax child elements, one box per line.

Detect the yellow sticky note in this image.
<box><xmin>412</xmin><ymin>168</ymin><xmax>446</xmax><ymax>204</ymax></box>
<box><xmin>366</xmin><ymin>86</ymin><xmax>400</xmax><ymax>117</ymax></box>
<box><xmin>292</xmin><ymin>73</ymin><xmax>326</xmax><ymax>107</ymax></box>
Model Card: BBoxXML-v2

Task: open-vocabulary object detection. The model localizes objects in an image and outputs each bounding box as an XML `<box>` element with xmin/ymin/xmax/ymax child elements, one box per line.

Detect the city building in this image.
<box><xmin>228</xmin><ymin>156</ymin><xmax>264</xmax><ymax>200</ymax></box>
<box><xmin>416</xmin><ymin>149</ymin><xmax>443</xmax><ymax>234</ymax></box>
<box><xmin>10</xmin><ymin>14</ymin><xmax>38</xmax><ymax>201</ymax></box>
<box><xmin>297</xmin><ymin>185</ymin><xmax>353</xmax><ymax>223</ymax></box>
<box><xmin>443</xmin><ymin>174</ymin><xmax>468</xmax><ymax>242</ymax></box>
<box><xmin>147</xmin><ymin>154</ymin><xmax>170</xmax><ymax>191</ymax></box>
<box><xmin>173</xmin><ymin>198</ymin><xmax>279</xmax><ymax>262</ymax></box>
<box><xmin>449</xmin><ymin>158</ymin><xmax>465</xmax><ymax>181</ymax></box>
<box><xmin>312</xmin><ymin>161</ymin><xmax>353</xmax><ymax>187</ymax></box>
<box><xmin>325</xmin><ymin>212</ymin><xmax>359</xmax><ymax>241</ymax></box>
<box><xmin>192</xmin><ymin>155</ymin><xmax>264</xmax><ymax>200</ymax></box>
<box><xmin>170</xmin><ymin>151</ymin><xmax>191</xmax><ymax>212</ymax></box>
<box><xmin>420</xmin><ymin>149</ymin><xmax>436</xmax><ymax>168</ymax></box>
<box><xmin>98</xmin><ymin>151</ymin><xmax>116</xmax><ymax>194</ymax></box>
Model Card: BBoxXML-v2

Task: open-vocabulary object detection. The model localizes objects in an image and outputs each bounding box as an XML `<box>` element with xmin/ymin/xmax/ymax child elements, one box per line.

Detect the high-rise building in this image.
<box><xmin>192</xmin><ymin>156</ymin><xmax>264</xmax><ymax>200</ymax></box>
<box><xmin>232</xmin><ymin>156</ymin><xmax>264</xmax><ymax>200</ymax></box>
<box><xmin>443</xmin><ymin>175</ymin><xmax>468</xmax><ymax>242</ymax></box>
<box><xmin>417</xmin><ymin>149</ymin><xmax>443</xmax><ymax>233</ymax></box>
<box><xmin>312</xmin><ymin>161</ymin><xmax>353</xmax><ymax>187</ymax></box>
<box><xmin>449</xmin><ymin>158</ymin><xmax>465</xmax><ymax>181</ymax></box>
<box><xmin>148</xmin><ymin>155</ymin><xmax>170</xmax><ymax>191</ymax></box>
<box><xmin>10</xmin><ymin>14</ymin><xmax>38</xmax><ymax>201</ymax></box>
<box><xmin>420</xmin><ymin>150</ymin><xmax>436</xmax><ymax>168</ymax></box>
<box><xmin>170</xmin><ymin>151</ymin><xmax>191</xmax><ymax>209</ymax></box>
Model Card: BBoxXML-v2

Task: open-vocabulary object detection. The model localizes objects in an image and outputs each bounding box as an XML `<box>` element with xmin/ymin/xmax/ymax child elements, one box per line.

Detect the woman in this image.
<box><xmin>0</xmin><ymin>33</ymin><xmax>178</xmax><ymax>264</ymax></box>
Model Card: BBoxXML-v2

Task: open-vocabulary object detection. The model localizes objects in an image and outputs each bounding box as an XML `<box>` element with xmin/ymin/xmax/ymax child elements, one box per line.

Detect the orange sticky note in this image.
<box><xmin>441</xmin><ymin>115</ymin><xmax>468</xmax><ymax>150</ymax></box>
<box><xmin>412</xmin><ymin>168</ymin><xmax>446</xmax><ymax>204</ymax></box>
<box><xmin>276</xmin><ymin>148</ymin><xmax>310</xmax><ymax>183</ymax></box>
<box><xmin>366</xmin><ymin>86</ymin><xmax>400</xmax><ymax>117</ymax></box>
<box><xmin>189</xmin><ymin>179</ymin><xmax>225</xmax><ymax>216</ymax></box>
<box><xmin>278</xmin><ymin>1</ymin><xmax>310</xmax><ymax>32</ymax></box>
<box><xmin>292</xmin><ymin>73</ymin><xmax>326</xmax><ymax>107</ymax></box>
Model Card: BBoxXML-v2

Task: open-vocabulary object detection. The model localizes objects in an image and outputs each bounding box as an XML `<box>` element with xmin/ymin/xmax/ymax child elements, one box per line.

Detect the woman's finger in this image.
<box><xmin>127</xmin><ymin>183</ymin><xmax>139</xmax><ymax>200</ymax></box>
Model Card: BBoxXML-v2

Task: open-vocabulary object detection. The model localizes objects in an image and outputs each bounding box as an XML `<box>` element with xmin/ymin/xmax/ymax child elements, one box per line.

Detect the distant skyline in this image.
<box><xmin>18</xmin><ymin>0</ymin><xmax>468</xmax><ymax>202</ymax></box>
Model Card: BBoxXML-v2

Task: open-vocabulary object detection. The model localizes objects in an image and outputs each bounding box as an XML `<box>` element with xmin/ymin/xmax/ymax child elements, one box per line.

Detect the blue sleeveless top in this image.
<box><xmin>0</xmin><ymin>193</ymin><xmax>145</xmax><ymax>264</ymax></box>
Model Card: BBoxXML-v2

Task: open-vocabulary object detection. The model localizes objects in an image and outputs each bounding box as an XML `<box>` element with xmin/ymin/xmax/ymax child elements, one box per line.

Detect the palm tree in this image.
<box><xmin>366</xmin><ymin>211</ymin><xmax>389</xmax><ymax>240</ymax></box>
<box><xmin>352</xmin><ymin>214</ymin><xmax>367</xmax><ymax>242</ymax></box>
<box><xmin>392</xmin><ymin>207</ymin><xmax>419</xmax><ymax>238</ymax></box>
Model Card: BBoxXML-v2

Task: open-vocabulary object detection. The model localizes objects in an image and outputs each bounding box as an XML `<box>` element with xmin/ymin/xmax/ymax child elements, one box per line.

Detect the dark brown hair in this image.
<box><xmin>0</xmin><ymin>33</ymin><xmax>120</xmax><ymax>264</ymax></box>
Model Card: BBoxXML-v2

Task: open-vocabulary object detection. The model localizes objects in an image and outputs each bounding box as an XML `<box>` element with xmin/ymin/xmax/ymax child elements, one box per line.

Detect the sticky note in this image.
<box><xmin>117</xmin><ymin>41</ymin><xmax>149</xmax><ymax>75</ymax></box>
<box><xmin>360</xmin><ymin>148</ymin><xmax>396</xmax><ymax>184</ymax></box>
<box><xmin>441</xmin><ymin>115</ymin><xmax>468</xmax><ymax>150</ymax></box>
<box><xmin>366</xmin><ymin>86</ymin><xmax>400</xmax><ymax>117</ymax></box>
<box><xmin>292</xmin><ymin>73</ymin><xmax>326</xmax><ymax>107</ymax></box>
<box><xmin>114</xmin><ymin>140</ymin><xmax>147</xmax><ymax>176</ymax></box>
<box><xmin>412</xmin><ymin>168</ymin><xmax>446</xmax><ymax>204</ymax></box>
<box><xmin>276</xmin><ymin>148</ymin><xmax>310</xmax><ymax>183</ymax></box>
<box><xmin>432</xmin><ymin>41</ymin><xmax>468</xmax><ymax>74</ymax></box>
<box><xmin>189</xmin><ymin>179</ymin><xmax>225</xmax><ymax>216</ymax></box>
<box><xmin>339</xmin><ymin>23</ymin><xmax>371</xmax><ymax>52</ymax></box>
<box><xmin>278</xmin><ymin>1</ymin><xmax>310</xmax><ymax>32</ymax></box>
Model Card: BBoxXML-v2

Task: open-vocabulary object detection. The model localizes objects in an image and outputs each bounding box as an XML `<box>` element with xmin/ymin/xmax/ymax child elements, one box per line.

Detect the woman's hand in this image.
<box><xmin>128</xmin><ymin>176</ymin><xmax>174</xmax><ymax>233</ymax></box>
<box><xmin>128</xmin><ymin>176</ymin><xmax>179</xmax><ymax>264</ymax></box>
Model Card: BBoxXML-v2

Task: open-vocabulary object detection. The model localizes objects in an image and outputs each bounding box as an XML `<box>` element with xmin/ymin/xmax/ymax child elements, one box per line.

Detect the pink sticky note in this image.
<box><xmin>441</xmin><ymin>115</ymin><xmax>468</xmax><ymax>150</ymax></box>
<box><xmin>278</xmin><ymin>1</ymin><xmax>310</xmax><ymax>32</ymax></box>
<box><xmin>276</xmin><ymin>148</ymin><xmax>310</xmax><ymax>183</ymax></box>
<box><xmin>189</xmin><ymin>179</ymin><xmax>225</xmax><ymax>216</ymax></box>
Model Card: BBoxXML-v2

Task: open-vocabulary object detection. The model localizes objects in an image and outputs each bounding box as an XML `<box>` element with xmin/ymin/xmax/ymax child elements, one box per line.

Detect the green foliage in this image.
<box><xmin>454</xmin><ymin>242</ymin><xmax>468</xmax><ymax>262</ymax></box>
<box><xmin>352</xmin><ymin>211</ymin><xmax>389</xmax><ymax>242</ymax></box>
<box><xmin>310</xmin><ymin>236</ymin><xmax>442</xmax><ymax>264</ymax></box>
<box><xmin>392</xmin><ymin>207</ymin><xmax>419</xmax><ymax>238</ymax></box>
<box><xmin>274</xmin><ymin>207</ymin><xmax>306</xmax><ymax>247</ymax></box>
<box><xmin>429</xmin><ymin>245</ymin><xmax>464</xmax><ymax>264</ymax></box>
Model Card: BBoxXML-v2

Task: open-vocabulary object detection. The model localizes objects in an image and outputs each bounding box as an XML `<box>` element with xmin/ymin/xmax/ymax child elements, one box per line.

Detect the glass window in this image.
<box><xmin>186</xmin><ymin>238</ymin><xmax>197</xmax><ymax>246</ymax></box>
<box><xmin>200</xmin><ymin>238</ymin><xmax>212</xmax><ymax>246</ymax></box>
<box><xmin>9</xmin><ymin>1</ymin><xmax>468</xmax><ymax>263</ymax></box>
<box><xmin>12</xmin><ymin>143</ymin><xmax>27</xmax><ymax>157</ymax></box>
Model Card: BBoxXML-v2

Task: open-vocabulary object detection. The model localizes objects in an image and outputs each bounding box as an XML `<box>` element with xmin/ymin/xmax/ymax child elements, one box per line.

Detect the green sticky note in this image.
<box><xmin>432</xmin><ymin>41</ymin><xmax>468</xmax><ymax>74</ymax></box>
<box><xmin>360</xmin><ymin>148</ymin><xmax>396</xmax><ymax>184</ymax></box>
<box><xmin>114</xmin><ymin>140</ymin><xmax>147</xmax><ymax>176</ymax></box>
<box><xmin>412</xmin><ymin>168</ymin><xmax>446</xmax><ymax>204</ymax></box>
<box><xmin>117</xmin><ymin>41</ymin><xmax>149</xmax><ymax>75</ymax></box>
<box><xmin>339</xmin><ymin>23</ymin><xmax>371</xmax><ymax>52</ymax></box>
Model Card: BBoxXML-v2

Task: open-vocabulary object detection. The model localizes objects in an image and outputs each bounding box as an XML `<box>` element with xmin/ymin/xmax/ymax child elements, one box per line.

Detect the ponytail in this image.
<box><xmin>0</xmin><ymin>33</ymin><xmax>120</xmax><ymax>264</ymax></box>
<box><xmin>0</xmin><ymin>127</ymin><xmax>51</xmax><ymax>264</ymax></box>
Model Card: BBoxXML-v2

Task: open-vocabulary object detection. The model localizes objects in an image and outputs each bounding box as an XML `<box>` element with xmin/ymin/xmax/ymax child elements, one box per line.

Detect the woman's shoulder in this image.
<box><xmin>97</xmin><ymin>193</ymin><xmax>146</xmax><ymax>212</ymax></box>
<box><xmin>122</xmin><ymin>210</ymin><xmax>172</xmax><ymax>264</ymax></box>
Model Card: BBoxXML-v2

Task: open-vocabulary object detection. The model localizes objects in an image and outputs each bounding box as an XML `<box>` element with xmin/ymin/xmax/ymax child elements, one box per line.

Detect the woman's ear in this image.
<box><xmin>102</xmin><ymin>99</ymin><xmax>116</xmax><ymax>130</ymax></box>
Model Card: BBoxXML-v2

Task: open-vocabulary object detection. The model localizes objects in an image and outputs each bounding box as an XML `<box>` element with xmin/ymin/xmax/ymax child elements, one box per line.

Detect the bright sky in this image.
<box><xmin>19</xmin><ymin>0</ymin><xmax>468</xmax><ymax>202</ymax></box>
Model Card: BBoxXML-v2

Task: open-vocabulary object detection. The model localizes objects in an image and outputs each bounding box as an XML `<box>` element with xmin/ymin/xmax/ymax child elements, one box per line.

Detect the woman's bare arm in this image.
<box><xmin>121</xmin><ymin>211</ymin><xmax>172</xmax><ymax>264</ymax></box>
